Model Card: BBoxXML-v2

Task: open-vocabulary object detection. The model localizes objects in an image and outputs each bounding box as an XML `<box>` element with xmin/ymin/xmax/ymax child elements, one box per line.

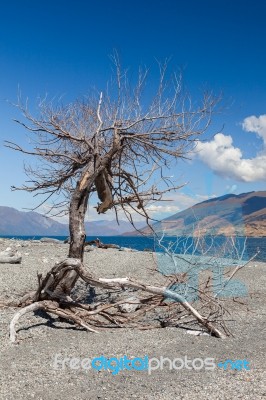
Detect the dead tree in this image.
<box><xmin>4</xmin><ymin>58</ymin><xmax>225</xmax><ymax>341</ymax></box>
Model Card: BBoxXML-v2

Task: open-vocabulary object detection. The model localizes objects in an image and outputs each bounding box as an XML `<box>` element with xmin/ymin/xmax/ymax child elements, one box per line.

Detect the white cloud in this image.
<box><xmin>242</xmin><ymin>114</ymin><xmax>266</xmax><ymax>144</ymax></box>
<box><xmin>146</xmin><ymin>204</ymin><xmax>181</xmax><ymax>214</ymax></box>
<box><xmin>196</xmin><ymin>115</ymin><xmax>266</xmax><ymax>182</ymax></box>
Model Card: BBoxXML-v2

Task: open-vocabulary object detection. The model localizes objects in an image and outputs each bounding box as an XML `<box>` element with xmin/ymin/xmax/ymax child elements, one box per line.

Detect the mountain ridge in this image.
<box><xmin>124</xmin><ymin>191</ymin><xmax>266</xmax><ymax>237</ymax></box>
<box><xmin>0</xmin><ymin>206</ymin><xmax>144</xmax><ymax>236</ymax></box>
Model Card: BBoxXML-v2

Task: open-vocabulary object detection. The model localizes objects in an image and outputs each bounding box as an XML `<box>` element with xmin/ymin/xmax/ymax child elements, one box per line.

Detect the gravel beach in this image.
<box><xmin>0</xmin><ymin>238</ymin><xmax>265</xmax><ymax>399</ymax></box>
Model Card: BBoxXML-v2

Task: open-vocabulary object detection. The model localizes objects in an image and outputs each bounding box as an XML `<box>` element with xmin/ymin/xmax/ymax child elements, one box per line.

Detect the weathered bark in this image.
<box><xmin>51</xmin><ymin>167</ymin><xmax>92</xmax><ymax>296</ymax></box>
<box><xmin>94</xmin><ymin>169</ymin><xmax>113</xmax><ymax>213</ymax></box>
<box><xmin>68</xmin><ymin>188</ymin><xmax>89</xmax><ymax>260</ymax></box>
<box><xmin>54</xmin><ymin>159</ymin><xmax>112</xmax><ymax>295</ymax></box>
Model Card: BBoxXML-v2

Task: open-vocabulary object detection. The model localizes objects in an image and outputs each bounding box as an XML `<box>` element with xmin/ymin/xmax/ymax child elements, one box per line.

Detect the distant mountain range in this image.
<box><xmin>125</xmin><ymin>191</ymin><xmax>266</xmax><ymax>237</ymax></box>
<box><xmin>0</xmin><ymin>206</ymin><xmax>144</xmax><ymax>236</ymax></box>
<box><xmin>1</xmin><ymin>191</ymin><xmax>265</xmax><ymax>237</ymax></box>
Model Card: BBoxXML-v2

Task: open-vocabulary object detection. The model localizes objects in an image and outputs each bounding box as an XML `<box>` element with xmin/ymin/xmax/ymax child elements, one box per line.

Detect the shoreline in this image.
<box><xmin>0</xmin><ymin>236</ymin><xmax>265</xmax><ymax>263</ymax></box>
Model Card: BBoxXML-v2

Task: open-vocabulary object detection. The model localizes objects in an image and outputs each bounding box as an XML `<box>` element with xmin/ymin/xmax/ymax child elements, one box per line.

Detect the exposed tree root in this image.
<box><xmin>10</xmin><ymin>302</ymin><xmax>43</xmax><ymax>343</ymax></box>
<box><xmin>6</xmin><ymin>258</ymin><xmax>230</xmax><ymax>342</ymax></box>
<box><xmin>9</xmin><ymin>299</ymin><xmax>99</xmax><ymax>343</ymax></box>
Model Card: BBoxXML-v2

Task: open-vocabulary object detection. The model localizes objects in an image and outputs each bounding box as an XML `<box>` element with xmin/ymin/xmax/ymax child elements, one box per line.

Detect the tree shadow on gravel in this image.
<box><xmin>17</xmin><ymin>310</ymin><xmax>86</xmax><ymax>333</ymax></box>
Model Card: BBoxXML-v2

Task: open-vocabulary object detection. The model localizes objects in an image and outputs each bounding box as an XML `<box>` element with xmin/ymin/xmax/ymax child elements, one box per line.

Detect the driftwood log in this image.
<box><xmin>85</xmin><ymin>238</ymin><xmax>120</xmax><ymax>249</ymax></box>
<box><xmin>0</xmin><ymin>248</ymin><xmax>22</xmax><ymax>264</ymax></box>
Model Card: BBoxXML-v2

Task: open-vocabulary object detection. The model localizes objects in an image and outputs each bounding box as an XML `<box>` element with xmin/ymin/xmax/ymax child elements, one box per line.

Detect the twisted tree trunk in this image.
<box><xmin>51</xmin><ymin>154</ymin><xmax>117</xmax><ymax>297</ymax></box>
<box><xmin>53</xmin><ymin>168</ymin><xmax>93</xmax><ymax>297</ymax></box>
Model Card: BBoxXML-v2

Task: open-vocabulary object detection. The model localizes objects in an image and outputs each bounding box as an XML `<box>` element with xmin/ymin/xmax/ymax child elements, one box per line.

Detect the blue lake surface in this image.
<box><xmin>0</xmin><ymin>235</ymin><xmax>265</xmax><ymax>262</ymax></box>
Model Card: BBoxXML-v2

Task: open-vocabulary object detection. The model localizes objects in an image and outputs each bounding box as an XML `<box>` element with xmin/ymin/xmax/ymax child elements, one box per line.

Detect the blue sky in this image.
<box><xmin>0</xmin><ymin>0</ymin><xmax>265</xmax><ymax>221</ymax></box>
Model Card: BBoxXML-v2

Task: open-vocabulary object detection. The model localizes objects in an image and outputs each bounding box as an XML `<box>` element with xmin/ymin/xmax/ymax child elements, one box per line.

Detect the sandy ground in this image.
<box><xmin>0</xmin><ymin>239</ymin><xmax>265</xmax><ymax>399</ymax></box>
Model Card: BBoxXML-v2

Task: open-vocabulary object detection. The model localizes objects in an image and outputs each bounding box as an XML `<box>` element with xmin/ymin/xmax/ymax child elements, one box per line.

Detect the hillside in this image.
<box><xmin>0</xmin><ymin>207</ymin><xmax>68</xmax><ymax>236</ymax></box>
<box><xmin>0</xmin><ymin>207</ymin><xmax>143</xmax><ymax>236</ymax></box>
<box><xmin>130</xmin><ymin>191</ymin><xmax>266</xmax><ymax>237</ymax></box>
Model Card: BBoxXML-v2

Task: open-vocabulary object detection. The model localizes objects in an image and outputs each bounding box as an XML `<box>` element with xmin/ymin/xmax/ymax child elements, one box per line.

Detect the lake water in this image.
<box><xmin>1</xmin><ymin>235</ymin><xmax>265</xmax><ymax>262</ymax></box>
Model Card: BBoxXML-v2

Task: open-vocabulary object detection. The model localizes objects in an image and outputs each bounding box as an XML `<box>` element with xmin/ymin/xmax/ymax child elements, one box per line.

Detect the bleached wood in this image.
<box><xmin>78</xmin><ymin>268</ymin><xmax>227</xmax><ymax>339</ymax></box>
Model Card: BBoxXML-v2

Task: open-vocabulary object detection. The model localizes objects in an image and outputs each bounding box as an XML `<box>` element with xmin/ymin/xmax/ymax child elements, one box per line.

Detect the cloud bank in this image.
<box><xmin>196</xmin><ymin>115</ymin><xmax>266</xmax><ymax>182</ymax></box>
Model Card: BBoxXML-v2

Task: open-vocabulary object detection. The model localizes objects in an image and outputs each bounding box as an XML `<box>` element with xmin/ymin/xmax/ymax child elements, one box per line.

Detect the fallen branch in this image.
<box><xmin>77</xmin><ymin>265</ymin><xmax>227</xmax><ymax>338</ymax></box>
